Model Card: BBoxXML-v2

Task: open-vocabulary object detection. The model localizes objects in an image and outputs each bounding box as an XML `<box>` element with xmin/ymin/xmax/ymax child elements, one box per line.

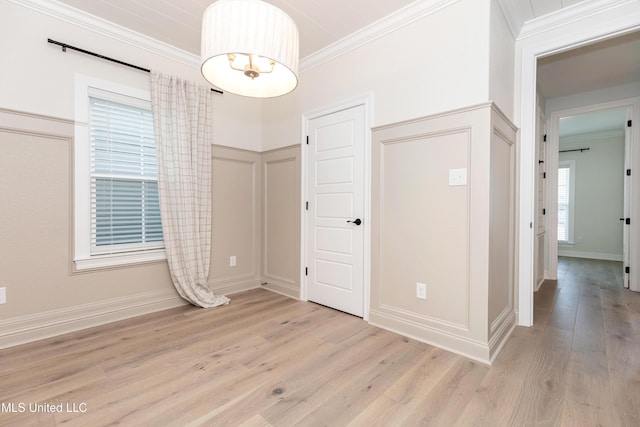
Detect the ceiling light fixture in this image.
<box><xmin>200</xmin><ymin>0</ymin><xmax>299</xmax><ymax>98</ymax></box>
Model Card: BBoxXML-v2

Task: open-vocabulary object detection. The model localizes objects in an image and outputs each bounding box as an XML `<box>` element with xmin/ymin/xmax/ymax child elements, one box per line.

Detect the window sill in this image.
<box><xmin>74</xmin><ymin>249</ymin><xmax>166</xmax><ymax>271</ymax></box>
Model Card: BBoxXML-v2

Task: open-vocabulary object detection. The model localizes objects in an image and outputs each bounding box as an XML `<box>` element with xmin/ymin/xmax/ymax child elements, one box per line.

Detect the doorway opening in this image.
<box><xmin>547</xmin><ymin>105</ymin><xmax>631</xmax><ymax>290</ymax></box>
<box><xmin>520</xmin><ymin>24</ymin><xmax>640</xmax><ymax>326</ymax></box>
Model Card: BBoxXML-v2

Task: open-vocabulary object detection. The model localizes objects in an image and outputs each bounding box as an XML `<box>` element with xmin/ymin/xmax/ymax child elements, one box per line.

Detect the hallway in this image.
<box><xmin>525</xmin><ymin>257</ymin><xmax>640</xmax><ymax>425</ymax></box>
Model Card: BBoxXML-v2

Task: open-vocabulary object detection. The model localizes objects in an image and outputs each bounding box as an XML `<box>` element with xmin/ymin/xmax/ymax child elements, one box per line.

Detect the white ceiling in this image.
<box><xmin>50</xmin><ymin>0</ymin><xmax>593</xmax><ymax>60</ymax></box>
<box><xmin>53</xmin><ymin>0</ymin><xmax>416</xmax><ymax>59</ymax></box>
<box><xmin>45</xmin><ymin>0</ymin><xmax>640</xmax><ymax>107</ymax></box>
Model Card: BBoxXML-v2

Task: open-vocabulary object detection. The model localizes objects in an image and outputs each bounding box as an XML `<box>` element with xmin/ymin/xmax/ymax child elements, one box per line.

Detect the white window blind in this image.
<box><xmin>89</xmin><ymin>96</ymin><xmax>163</xmax><ymax>255</ymax></box>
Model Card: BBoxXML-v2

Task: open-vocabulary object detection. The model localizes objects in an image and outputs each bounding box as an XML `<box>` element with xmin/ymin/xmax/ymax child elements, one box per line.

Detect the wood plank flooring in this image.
<box><xmin>1</xmin><ymin>257</ymin><xmax>639</xmax><ymax>426</ymax></box>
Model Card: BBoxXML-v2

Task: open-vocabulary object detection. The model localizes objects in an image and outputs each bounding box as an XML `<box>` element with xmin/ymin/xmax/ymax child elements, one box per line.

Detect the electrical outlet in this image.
<box><xmin>229</xmin><ymin>256</ymin><xmax>237</xmax><ymax>267</ymax></box>
<box><xmin>416</xmin><ymin>282</ymin><xmax>427</xmax><ymax>300</ymax></box>
<box><xmin>449</xmin><ymin>168</ymin><xmax>467</xmax><ymax>186</ymax></box>
<box><xmin>0</xmin><ymin>287</ymin><xmax>6</xmax><ymax>304</ymax></box>
<box><xmin>576</xmin><ymin>236</ymin><xmax>583</xmax><ymax>243</ymax></box>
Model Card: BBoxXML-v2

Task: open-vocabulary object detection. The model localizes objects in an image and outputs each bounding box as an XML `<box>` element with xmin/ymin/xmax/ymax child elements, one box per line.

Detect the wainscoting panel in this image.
<box><xmin>0</xmin><ymin>108</ymin><xmax>180</xmax><ymax>348</ymax></box>
<box><xmin>210</xmin><ymin>146</ymin><xmax>262</xmax><ymax>294</ymax></box>
<box><xmin>370</xmin><ymin>103</ymin><xmax>517</xmax><ymax>364</ymax></box>
<box><xmin>261</xmin><ymin>145</ymin><xmax>301</xmax><ymax>298</ymax></box>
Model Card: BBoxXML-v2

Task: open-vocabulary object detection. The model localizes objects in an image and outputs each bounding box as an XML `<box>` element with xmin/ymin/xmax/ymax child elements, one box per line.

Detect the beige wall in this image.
<box><xmin>0</xmin><ymin>110</ymin><xmax>302</xmax><ymax>348</ymax></box>
<box><xmin>210</xmin><ymin>147</ymin><xmax>262</xmax><ymax>293</ymax></box>
<box><xmin>488</xmin><ymin>109</ymin><xmax>517</xmax><ymax>340</ymax></box>
<box><xmin>0</xmin><ymin>111</ymin><xmax>180</xmax><ymax>348</ymax></box>
<box><xmin>210</xmin><ymin>144</ymin><xmax>302</xmax><ymax>299</ymax></box>
<box><xmin>370</xmin><ymin>103</ymin><xmax>516</xmax><ymax>364</ymax></box>
<box><xmin>261</xmin><ymin>146</ymin><xmax>302</xmax><ymax>298</ymax></box>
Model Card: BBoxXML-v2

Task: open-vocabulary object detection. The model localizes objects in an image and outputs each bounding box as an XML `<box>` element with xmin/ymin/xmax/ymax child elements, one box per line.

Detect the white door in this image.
<box><xmin>306</xmin><ymin>104</ymin><xmax>365</xmax><ymax>317</ymax></box>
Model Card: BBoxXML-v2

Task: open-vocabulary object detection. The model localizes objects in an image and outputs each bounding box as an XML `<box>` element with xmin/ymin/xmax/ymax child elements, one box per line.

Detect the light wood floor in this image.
<box><xmin>1</xmin><ymin>257</ymin><xmax>639</xmax><ymax>426</ymax></box>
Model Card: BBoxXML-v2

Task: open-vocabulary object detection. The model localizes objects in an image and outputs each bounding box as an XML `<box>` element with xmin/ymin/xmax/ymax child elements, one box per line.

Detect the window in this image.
<box><xmin>557</xmin><ymin>160</ymin><xmax>575</xmax><ymax>244</ymax></box>
<box><xmin>74</xmin><ymin>76</ymin><xmax>165</xmax><ymax>270</ymax></box>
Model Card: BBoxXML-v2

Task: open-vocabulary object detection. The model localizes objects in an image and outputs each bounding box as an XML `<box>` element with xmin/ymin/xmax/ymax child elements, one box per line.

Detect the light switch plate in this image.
<box><xmin>449</xmin><ymin>168</ymin><xmax>467</xmax><ymax>186</ymax></box>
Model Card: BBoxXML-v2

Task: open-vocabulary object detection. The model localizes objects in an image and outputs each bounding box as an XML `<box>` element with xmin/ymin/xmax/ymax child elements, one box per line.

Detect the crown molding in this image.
<box><xmin>9</xmin><ymin>0</ymin><xmax>200</xmax><ymax>69</ymax></box>
<box><xmin>300</xmin><ymin>0</ymin><xmax>460</xmax><ymax>73</ymax></box>
<box><xmin>519</xmin><ymin>0</ymin><xmax>639</xmax><ymax>40</ymax></box>
<box><xmin>495</xmin><ymin>0</ymin><xmax>522</xmax><ymax>39</ymax></box>
<box><xmin>13</xmin><ymin>0</ymin><xmax>464</xmax><ymax>76</ymax></box>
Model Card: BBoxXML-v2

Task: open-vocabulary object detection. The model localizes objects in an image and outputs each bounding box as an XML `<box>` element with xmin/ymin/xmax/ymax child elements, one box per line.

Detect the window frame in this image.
<box><xmin>74</xmin><ymin>74</ymin><xmax>165</xmax><ymax>271</ymax></box>
<box><xmin>557</xmin><ymin>159</ymin><xmax>576</xmax><ymax>245</ymax></box>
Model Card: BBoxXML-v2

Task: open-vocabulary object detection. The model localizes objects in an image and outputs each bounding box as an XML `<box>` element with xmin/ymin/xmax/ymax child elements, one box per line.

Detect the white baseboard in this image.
<box><xmin>0</xmin><ymin>278</ymin><xmax>270</xmax><ymax>350</ymax></box>
<box><xmin>0</xmin><ymin>289</ymin><xmax>187</xmax><ymax>349</ymax></box>
<box><xmin>261</xmin><ymin>277</ymin><xmax>300</xmax><ymax>300</ymax></box>
<box><xmin>368</xmin><ymin>310</ymin><xmax>493</xmax><ymax>365</ymax></box>
<box><xmin>488</xmin><ymin>311</ymin><xmax>517</xmax><ymax>364</ymax></box>
<box><xmin>209</xmin><ymin>278</ymin><xmax>262</xmax><ymax>296</ymax></box>
<box><xmin>558</xmin><ymin>250</ymin><xmax>623</xmax><ymax>262</ymax></box>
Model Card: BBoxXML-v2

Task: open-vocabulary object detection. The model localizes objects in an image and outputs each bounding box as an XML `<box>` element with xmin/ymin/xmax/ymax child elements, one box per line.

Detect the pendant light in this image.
<box><xmin>200</xmin><ymin>0</ymin><xmax>299</xmax><ymax>98</ymax></box>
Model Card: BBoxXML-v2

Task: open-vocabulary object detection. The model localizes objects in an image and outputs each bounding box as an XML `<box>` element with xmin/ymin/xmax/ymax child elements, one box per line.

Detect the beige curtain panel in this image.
<box><xmin>150</xmin><ymin>71</ymin><xmax>229</xmax><ymax>308</ymax></box>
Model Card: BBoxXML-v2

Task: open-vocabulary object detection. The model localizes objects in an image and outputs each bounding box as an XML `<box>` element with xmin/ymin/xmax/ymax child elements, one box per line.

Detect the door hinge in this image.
<box><xmin>627</xmin><ymin>169</ymin><xmax>631</xmax><ymax>176</ymax></box>
<box><xmin>628</xmin><ymin>120</ymin><xmax>632</xmax><ymax>127</ymax></box>
<box><xmin>306</xmin><ymin>135</ymin><xmax>309</xmax><ymax>145</ymax></box>
<box><xmin>305</xmin><ymin>267</ymin><xmax>308</xmax><ymax>276</ymax></box>
<box><xmin>543</xmin><ymin>172</ymin><xmax>546</xmax><ymax>179</ymax></box>
<box><xmin>305</xmin><ymin>201</ymin><xmax>308</xmax><ymax>210</ymax></box>
<box><xmin>542</xmin><ymin>208</ymin><xmax>546</xmax><ymax>215</ymax></box>
<box><xmin>543</xmin><ymin>134</ymin><xmax>547</xmax><ymax>142</ymax></box>
<box><xmin>625</xmin><ymin>266</ymin><xmax>630</xmax><ymax>274</ymax></box>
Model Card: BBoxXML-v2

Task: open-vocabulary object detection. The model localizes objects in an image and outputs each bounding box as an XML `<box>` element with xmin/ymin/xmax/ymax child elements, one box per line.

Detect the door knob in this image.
<box><xmin>347</xmin><ymin>218</ymin><xmax>362</xmax><ymax>226</ymax></box>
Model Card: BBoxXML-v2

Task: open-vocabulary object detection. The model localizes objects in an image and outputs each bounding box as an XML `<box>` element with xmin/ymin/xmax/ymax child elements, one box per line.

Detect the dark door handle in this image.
<box><xmin>347</xmin><ymin>218</ymin><xmax>362</xmax><ymax>226</ymax></box>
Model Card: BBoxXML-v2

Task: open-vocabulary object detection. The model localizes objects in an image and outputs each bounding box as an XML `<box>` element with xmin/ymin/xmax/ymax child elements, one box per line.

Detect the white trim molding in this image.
<box><xmin>9</xmin><ymin>0</ymin><xmax>200</xmax><ymax>68</ymax></box>
<box><xmin>11</xmin><ymin>0</ymin><xmax>462</xmax><ymax>75</ymax></box>
<box><xmin>300</xmin><ymin>0</ymin><xmax>460</xmax><ymax>72</ymax></box>
<box><xmin>515</xmin><ymin>0</ymin><xmax>640</xmax><ymax>326</ymax></box>
<box><xmin>495</xmin><ymin>0</ymin><xmax>523</xmax><ymax>39</ymax></box>
<box><xmin>0</xmin><ymin>290</ymin><xmax>187</xmax><ymax>349</ymax></box>
<box><xmin>519</xmin><ymin>0</ymin><xmax>640</xmax><ymax>40</ymax></box>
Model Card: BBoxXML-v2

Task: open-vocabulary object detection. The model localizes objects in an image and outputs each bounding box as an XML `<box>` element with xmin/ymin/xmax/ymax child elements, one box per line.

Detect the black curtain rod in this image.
<box><xmin>47</xmin><ymin>38</ymin><xmax>223</xmax><ymax>95</ymax></box>
<box><xmin>560</xmin><ymin>148</ymin><xmax>590</xmax><ymax>153</ymax></box>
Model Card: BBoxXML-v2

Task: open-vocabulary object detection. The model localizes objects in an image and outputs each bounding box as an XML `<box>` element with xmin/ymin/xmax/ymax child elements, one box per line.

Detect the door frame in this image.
<box><xmin>547</xmin><ymin>99</ymin><xmax>638</xmax><ymax>282</ymax></box>
<box><xmin>515</xmin><ymin>2</ymin><xmax>640</xmax><ymax>326</ymax></box>
<box><xmin>300</xmin><ymin>93</ymin><xmax>373</xmax><ymax>321</ymax></box>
